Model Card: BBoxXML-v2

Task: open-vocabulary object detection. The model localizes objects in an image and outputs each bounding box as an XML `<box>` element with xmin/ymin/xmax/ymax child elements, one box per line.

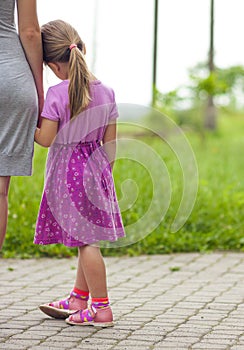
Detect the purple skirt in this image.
<box><xmin>34</xmin><ymin>140</ymin><xmax>125</xmax><ymax>247</ymax></box>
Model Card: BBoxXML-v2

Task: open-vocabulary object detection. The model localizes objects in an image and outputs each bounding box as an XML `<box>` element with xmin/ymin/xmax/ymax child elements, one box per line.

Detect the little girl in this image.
<box><xmin>34</xmin><ymin>19</ymin><xmax>125</xmax><ymax>327</ymax></box>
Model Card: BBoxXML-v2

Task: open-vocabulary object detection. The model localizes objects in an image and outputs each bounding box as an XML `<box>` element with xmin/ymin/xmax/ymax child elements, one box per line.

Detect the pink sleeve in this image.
<box><xmin>109</xmin><ymin>89</ymin><xmax>119</xmax><ymax>120</ymax></box>
<box><xmin>41</xmin><ymin>87</ymin><xmax>60</xmax><ymax>121</ymax></box>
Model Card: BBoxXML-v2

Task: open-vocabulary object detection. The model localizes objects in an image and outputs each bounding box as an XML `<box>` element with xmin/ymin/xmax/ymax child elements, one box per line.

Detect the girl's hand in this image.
<box><xmin>37</xmin><ymin>94</ymin><xmax>44</xmax><ymax>127</ymax></box>
<box><xmin>34</xmin><ymin>118</ymin><xmax>58</xmax><ymax>147</ymax></box>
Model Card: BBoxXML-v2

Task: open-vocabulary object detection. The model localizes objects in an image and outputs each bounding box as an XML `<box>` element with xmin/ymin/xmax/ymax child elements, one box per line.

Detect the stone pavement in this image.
<box><xmin>0</xmin><ymin>253</ymin><xmax>244</xmax><ymax>350</ymax></box>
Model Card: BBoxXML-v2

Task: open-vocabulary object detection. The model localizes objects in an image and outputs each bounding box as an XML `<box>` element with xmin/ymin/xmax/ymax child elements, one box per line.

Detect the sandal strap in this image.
<box><xmin>70</xmin><ymin>290</ymin><xmax>89</xmax><ymax>300</ymax></box>
<box><xmin>49</xmin><ymin>291</ymin><xmax>89</xmax><ymax>310</ymax></box>
<box><xmin>71</xmin><ymin>306</ymin><xmax>97</xmax><ymax>323</ymax></box>
<box><xmin>50</xmin><ymin>297</ymin><xmax>69</xmax><ymax>310</ymax></box>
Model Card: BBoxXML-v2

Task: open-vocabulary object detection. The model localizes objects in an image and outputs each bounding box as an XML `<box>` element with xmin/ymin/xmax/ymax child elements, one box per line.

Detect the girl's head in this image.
<box><xmin>41</xmin><ymin>20</ymin><xmax>91</xmax><ymax>119</ymax></box>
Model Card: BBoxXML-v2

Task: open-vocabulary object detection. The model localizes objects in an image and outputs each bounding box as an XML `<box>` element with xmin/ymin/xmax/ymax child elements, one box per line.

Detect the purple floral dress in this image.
<box><xmin>34</xmin><ymin>80</ymin><xmax>125</xmax><ymax>247</ymax></box>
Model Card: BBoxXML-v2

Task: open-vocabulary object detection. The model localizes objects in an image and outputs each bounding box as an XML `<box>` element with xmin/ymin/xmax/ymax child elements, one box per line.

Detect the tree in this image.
<box><xmin>154</xmin><ymin>63</ymin><xmax>244</xmax><ymax>129</ymax></box>
<box><xmin>152</xmin><ymin>0</ymin><xmax>159</xmax><ymax>106</ymax></box>
<box><xmin>205</xmin><ymin>0</ymin><xmax>216</xmax><ymax>130</ymax></box>
<box><xmin>190</xmin><ymin>64</ymin><xmax>244</xmax><ymax>109</ymax></box>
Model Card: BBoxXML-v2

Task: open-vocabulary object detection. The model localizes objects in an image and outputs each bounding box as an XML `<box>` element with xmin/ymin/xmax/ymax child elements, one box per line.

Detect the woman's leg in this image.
<box><xmin>78</xmin><ymin>245</ymin><xmax>107</xmax><ymax>298</ymax></box>
<box><xmin>0</xmin><ymin>176</ymin><xmax>11</xmax><ymax>250</ymax></box>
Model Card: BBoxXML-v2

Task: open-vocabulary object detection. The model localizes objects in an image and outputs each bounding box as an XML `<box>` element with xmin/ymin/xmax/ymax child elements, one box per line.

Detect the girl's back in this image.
<box><xmin>43</xmin><ymin>79</ymin><xmax>118</xmax><ymax>144</ymax></box>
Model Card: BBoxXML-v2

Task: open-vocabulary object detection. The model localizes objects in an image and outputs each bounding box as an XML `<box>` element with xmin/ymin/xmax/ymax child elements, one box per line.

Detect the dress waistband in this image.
<box><xmin>53</xmin><ymin>140</ymin><xmax>102</xmax><ymax>148</ymax></box>
<box><xmin>76</xmin><ymin>140</ymin><xmax>102</xmax><ymax>150</ymax></box>
<box><xmin>78</xmin><ymin>140</ymin><xmax>102</xmax><ymax>146</ymax></box>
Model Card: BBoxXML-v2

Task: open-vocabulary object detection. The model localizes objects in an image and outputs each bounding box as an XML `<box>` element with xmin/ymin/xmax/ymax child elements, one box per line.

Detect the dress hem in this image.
<box><xmin>34</xmin><ymin>235</ymin><xmax>124</xmax><ymax>248</ymax></box>
<box><xmin>0</xmin><ymin>152</ymin><xmax>33</xmax><ymax>176</ymax></box>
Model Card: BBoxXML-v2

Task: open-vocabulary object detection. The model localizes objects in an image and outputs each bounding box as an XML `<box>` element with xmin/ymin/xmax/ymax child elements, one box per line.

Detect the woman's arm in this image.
<box><xmin>102</xmin><ymin>121</ymin><xmax>117</xmax><ymax>169</ymax></box>
<box><xmin>35</xmin><ymin>119</ymin><xmax>59</xmax><ymax>148</ymax></box>
<box><xmin>17</xmin><ymin>0</ymin><xmax>44</xmax><ymax>117</ymax></box>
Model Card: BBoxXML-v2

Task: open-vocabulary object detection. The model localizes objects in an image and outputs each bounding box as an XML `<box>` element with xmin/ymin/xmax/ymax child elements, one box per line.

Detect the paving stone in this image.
<box><xmin>154</xmin><ymin>340</ymin><xmax>196</xmax><ymax>348</ymax></box>
<box><xmin>80</xmin><ymin>337</ymin><xmax>117</xmax><ymax>345</ymax></box>
<box><xmin>192</xmin><ymin>343</ymin><xmax>229</xmax><ymax>349</ymax></box>
<box><xmin>28</xmin><ymin>347</ymin><xmax>66</xmax><ymax>350</ymax></box>
<box><xmin>163</xmin><ymin>335</ymin><xmax>200</xmax><ymax>344</ymax></box>
<box><xmin>76</xmin><ymin>345</ymin><xmax>113</xmax><ymax>350</ymax></box>
<box><xmin>0</xmin><ymin>344</ymin><xmax>28</xmax><ymax>350</ymax></box>
<box><xmin>37</xmin><ymin>340</ymin><xmax>78</xmax><ymax>349</ymax></box>
<box><xmin>112</xmin><ymin>339</ymin><xmax>156</xmax><ymax>346</ymax></box>
<box><xmin>112</xmin><ymin>346</ymin><xmax>152</xmax><ymax>350</ymax></box>
<box><xmin>127</xmin><ymin>334</ymin><xmax>162</xmax><ymax>342</ymax></box>
<box><xmin>0</xmin><ymin>329</ymin><xmax>24</xmax><ymax>337</ymax></box>
<box><xmin>3</xmin><ymin>338</ymin><xmax>41</xmax><ymax>347</ymax></box>
<box><xmin>91</xmin><ymin>328</ymin><xmax>129</xmax><ymax>340</ymax></box>
<box><xmin>10</xmin><ymin>331</ymin><xmax>50</xmax><ymax>341</ymax></box>
<box><xmin>154</xmin><ymin>347</ymin><xmax>189</xmax><ymax>350</ymax></box>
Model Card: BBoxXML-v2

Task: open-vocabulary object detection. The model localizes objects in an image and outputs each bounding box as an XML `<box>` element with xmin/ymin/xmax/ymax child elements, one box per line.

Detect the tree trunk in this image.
<box><xmin>152</xmin><ymin>0</ymin><xmax>158</xmax><ymax>106</ymax></box>
<box><xmin>204</xmin><ymin>0</ymin><xmax>217</xmax><ymax>130</ymax></box>
<box><xmin>204</xmin><ymin>95</ymin><xmax>216</xmax><ymax>129</ymax></box>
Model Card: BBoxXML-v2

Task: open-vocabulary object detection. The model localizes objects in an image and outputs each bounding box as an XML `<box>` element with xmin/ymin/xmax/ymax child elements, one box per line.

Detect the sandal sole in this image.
<box><xmin>65</xmin><ymin>319</ymin><xmax>114</xmax><ymax>327</ymax></box>
<box><xmin>39</xmin><ymin>304</ymin><xmax>76</xmax><ymax>319</ymax></box>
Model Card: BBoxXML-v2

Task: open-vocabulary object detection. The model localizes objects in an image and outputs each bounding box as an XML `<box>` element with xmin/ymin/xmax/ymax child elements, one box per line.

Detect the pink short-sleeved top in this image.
<box><xmin>41</xmin><ymin>79</ymin><xmax>118</xmax><ymax>143</ymax></box>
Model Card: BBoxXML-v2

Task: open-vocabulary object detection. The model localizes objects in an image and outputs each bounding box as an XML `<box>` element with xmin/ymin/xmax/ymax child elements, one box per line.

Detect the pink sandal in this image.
<box><xmin>39</xmin><ymin>291</ymin><xmax>88</xmax><ymax>319</ymax></box>
<box><xmin>66</xmin><ymin>304</ymin><xmax>114</xmax><ymax>327</ymax></box>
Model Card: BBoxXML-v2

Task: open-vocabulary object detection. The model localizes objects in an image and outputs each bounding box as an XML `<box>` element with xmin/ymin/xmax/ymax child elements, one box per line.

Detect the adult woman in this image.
<box><xmin>0</xmin><ymin>0</ymin><xmax>43</xmax><ymax>250</ymax></box>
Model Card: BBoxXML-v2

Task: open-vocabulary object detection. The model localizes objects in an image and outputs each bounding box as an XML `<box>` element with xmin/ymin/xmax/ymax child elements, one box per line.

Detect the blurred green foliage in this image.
<box><xmin>1</xmin><ymin>111</ymin><xmax>244</xmax><ymax>258</ymax></box>
<box><xmin>154</xmin><ymin>63</ymin><xmax>244</xmax><ymax>130</ymax></box>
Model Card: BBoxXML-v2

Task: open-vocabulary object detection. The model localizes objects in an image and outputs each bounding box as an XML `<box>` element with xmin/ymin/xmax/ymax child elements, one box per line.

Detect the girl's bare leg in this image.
<box><xmin>77</xmin><ymin>245</ymin><xmax>107</xmax><ymax>298</ymax></box>
<box><xmin>74</xmin><ymin>247</ymin><xmax>89</xmax><ymax>292</ymax></box>
<box><xmin>0</xmin><ymin>176</ymin><xmax>11</xmax><ymax>250</ymax></box>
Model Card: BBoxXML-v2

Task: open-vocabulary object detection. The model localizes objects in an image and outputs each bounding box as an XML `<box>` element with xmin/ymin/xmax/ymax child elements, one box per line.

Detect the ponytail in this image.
<box><xmin>69</xmin><ymin>46</ymin><xmax>91</xmax><ymax>119</ymax></box>
<box><xmin>41</xmin><ymin>20</ymin><xmax>91</xmax><ymax>120</ymax></box>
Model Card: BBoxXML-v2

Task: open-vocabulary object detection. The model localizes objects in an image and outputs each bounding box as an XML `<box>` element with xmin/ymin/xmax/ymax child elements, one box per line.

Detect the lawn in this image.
<box><xmin>2</xmin><ymin>111</ymin><xmax>244</xmax><ymax>258</ymax></box>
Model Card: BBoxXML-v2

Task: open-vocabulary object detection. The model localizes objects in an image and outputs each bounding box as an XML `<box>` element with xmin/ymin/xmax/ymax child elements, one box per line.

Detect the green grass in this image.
<box><xmin>2</xmin><ymin>112</ymin><xmax>244</xmax><ymax>258</ymax></box>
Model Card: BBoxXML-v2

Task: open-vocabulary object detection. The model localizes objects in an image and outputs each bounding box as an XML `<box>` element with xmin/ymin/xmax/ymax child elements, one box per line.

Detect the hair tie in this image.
<box><xmin>69</xmin><ymin>44</ymin><xmax>77</xmax><ymax>51</ymax></box>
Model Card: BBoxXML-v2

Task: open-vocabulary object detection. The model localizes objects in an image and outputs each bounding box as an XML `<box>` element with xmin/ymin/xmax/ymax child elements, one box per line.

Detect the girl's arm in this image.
<box><xmin>17</xmin><ymin>0</ymin><xmax>44</xmax><ymax>118</ymax></box>
<box><xmin>35</xmin><ymin>119</ymin><xmax>59</xmax><ymax>148</ymax></box>
<box><xmin>103</xmin><ymin>121</ymin><xmax>117</xmax><ymax>169</ymax></box>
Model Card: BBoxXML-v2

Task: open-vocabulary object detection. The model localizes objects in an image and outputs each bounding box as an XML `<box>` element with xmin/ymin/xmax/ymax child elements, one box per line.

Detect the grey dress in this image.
<box><xmin>0</xmin><ymin>0</ymin><xmax>38</xmax><ymax>176</ymax></box>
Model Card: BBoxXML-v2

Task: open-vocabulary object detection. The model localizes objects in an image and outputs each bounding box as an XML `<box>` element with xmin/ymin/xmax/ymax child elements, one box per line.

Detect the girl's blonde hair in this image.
<box><xmin>41</xmin><ymin>19</ymin><xmax>91</xmax><ymax>119</ymax></box>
